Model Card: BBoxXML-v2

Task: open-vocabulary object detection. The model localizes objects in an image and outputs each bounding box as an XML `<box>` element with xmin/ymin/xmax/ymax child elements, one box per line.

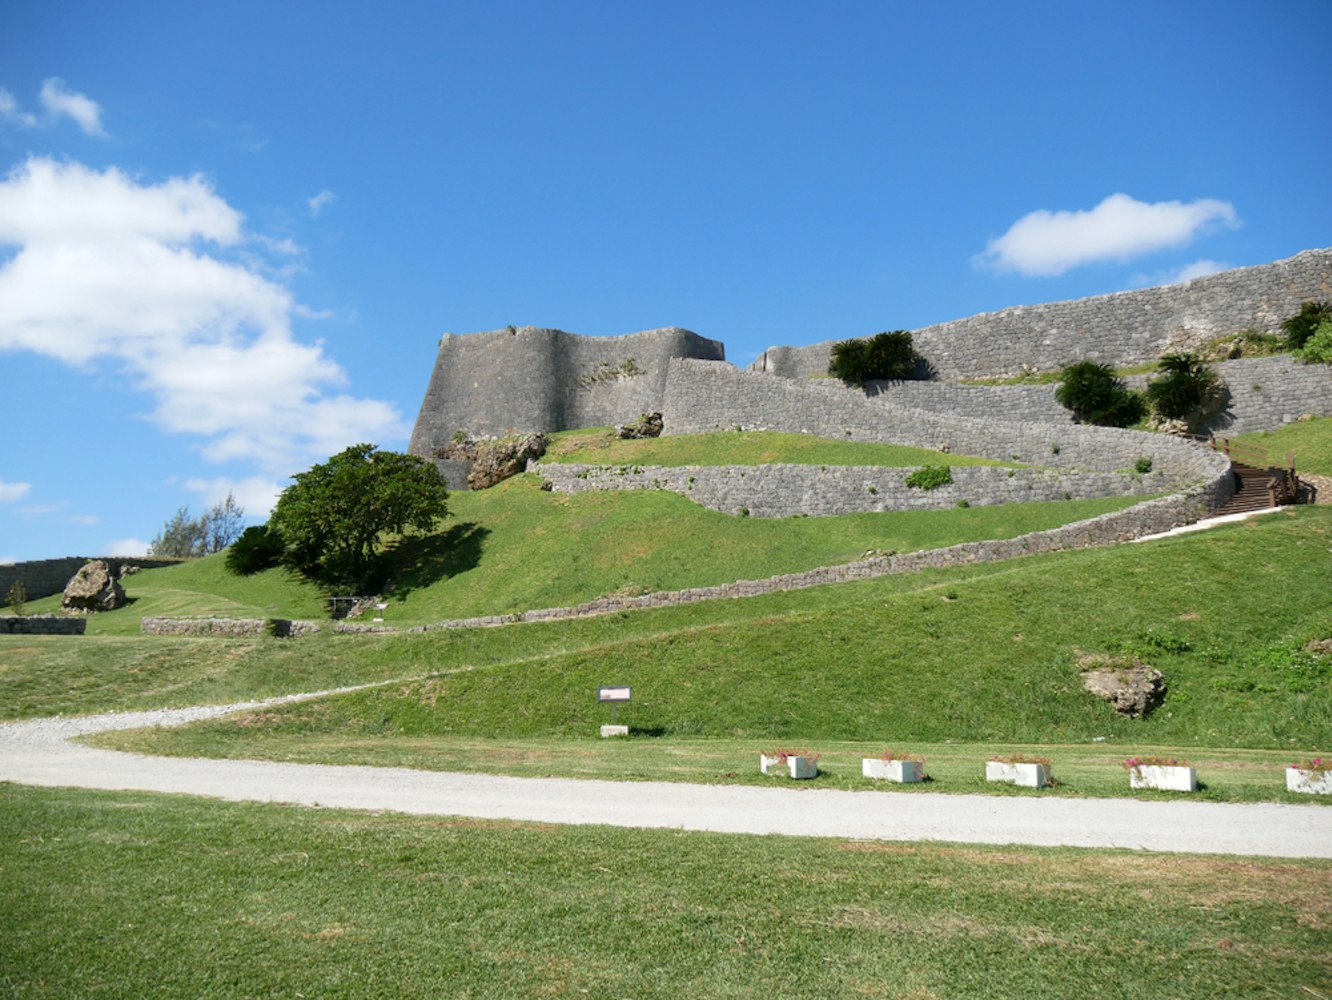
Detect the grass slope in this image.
<box><xmin>543</xmin><ymin>427</ymin><xmax>1011</xmax><ymax>467</ymax></box>
<box><xmin>10</xmin><ymin>511</ymin><xmax>1330</xmax><ymax>761</ymax></box>
<box><xmin>1232</xmin><ymin>414</ymin><xmax>1332</xmax><ymax>475</ymax></box>
<box><xmin>25</xmin><ymin>479</ymin><xmax>1144</xmax><ymax>633</ymax></box>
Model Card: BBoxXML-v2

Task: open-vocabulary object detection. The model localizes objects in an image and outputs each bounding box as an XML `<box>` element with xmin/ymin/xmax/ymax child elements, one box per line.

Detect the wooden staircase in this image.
<box><xmin>1205</xmin><ymin>434</ymin><xmax>1302</xmax><ymax>517</ymax></box>
<box><xmin>1216</xmin><ymin>462</ymin><xmax>1282</xmax><ymax>516</ymax></box>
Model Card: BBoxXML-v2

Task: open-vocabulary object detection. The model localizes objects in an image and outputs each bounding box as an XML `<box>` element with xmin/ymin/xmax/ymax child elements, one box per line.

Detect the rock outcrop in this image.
<box><xmin>61</xmin><ymin>560</ymin><xmax>126</xmax><ymax>613</ymax></box>
<box><xmin>1081</xmin><ymin>660</ymin><xmax>1167</xmax><ymax>718</ymax></box>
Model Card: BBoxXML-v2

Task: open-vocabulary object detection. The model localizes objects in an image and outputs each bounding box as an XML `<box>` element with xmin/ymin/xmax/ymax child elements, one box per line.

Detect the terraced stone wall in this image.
<box><xmin>534</xmin><ymin>461</ymin><xmax>1169</xmax><ymax>517</ymax></box>
<box><xmin>660</xmin><ymin>360</ymin><xmax>1230</xmax><ymax>489</ymax></box>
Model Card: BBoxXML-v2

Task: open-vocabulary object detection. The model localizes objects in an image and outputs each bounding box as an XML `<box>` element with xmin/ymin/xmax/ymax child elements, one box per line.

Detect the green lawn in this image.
<box><xmin>3</xmin><ymin>785</ymin><xmax>1329</xmax><ymax>1000</ymax></box>
<box><xmin>543</xmin><ymin>427</ymin><xmax>1012</xmax><ymax>467</ymax></box>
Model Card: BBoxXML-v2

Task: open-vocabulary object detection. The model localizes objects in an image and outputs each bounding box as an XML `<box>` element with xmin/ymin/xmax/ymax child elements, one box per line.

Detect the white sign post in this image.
<box><xmin>598</xmin><ymin>686</ymin><xmax>631</xmax><ymax>738</ymax></box>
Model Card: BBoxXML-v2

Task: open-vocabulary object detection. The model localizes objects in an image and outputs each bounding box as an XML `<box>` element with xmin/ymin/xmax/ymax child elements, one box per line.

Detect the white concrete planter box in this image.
<box><xmin>986</xmin><ymin>761</ymin><xmax>1051</xmax><ymax>788</ymax></box>
<box><xmin>1128</xmin><ymin>764</ymin><xmax>1197</xmax><ymax>792</ymax></box>
<box><xmin>862</xmin><ymin>758</ymin><xmax>924</xmax><ymax>782</ymax></box>
<box><xmin>760</xmin><ymin>754</ymin><xmax>818</xmax><ymax>779</ymax></box>
<box><xmin>1286</xmin><ymin>767</ymin><xmax>1332</xmax><ymax>795</ymax></box>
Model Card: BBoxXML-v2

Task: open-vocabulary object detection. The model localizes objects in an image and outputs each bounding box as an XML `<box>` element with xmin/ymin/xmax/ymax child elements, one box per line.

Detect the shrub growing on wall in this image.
<box><xmin>828</xmin><ymin>331</ymin><xmax>922</xmax><ymax>387</ymax></box>
<box><xmin>1054</xmin><ymin>361</ymin><xmax>1144</xmax><ymax>427</ymax></box>
<box><xmin>1145</xmin><ymin>352</ymin><xmax>1220</xmax><ymax>422</ymax></box>
<box><xmin>1282</xmin><ymin>301</ymin><xmax>1332</xmax><ymax>350</ymax></box>
<box><xmin>904</xmin><ymin>465</ymin><xmax>953</xmax><ymax>490</ymax></box>
<box><xmin>1298</xmin><ymin>319</ymin><xmax>1332</xmax><ymax>365</ymax></box>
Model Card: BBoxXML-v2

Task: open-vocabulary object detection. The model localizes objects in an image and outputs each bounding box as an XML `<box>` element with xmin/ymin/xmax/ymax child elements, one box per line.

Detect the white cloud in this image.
<box><xmin>70</xmin><ymin>514</ymin><xmax>100</xmax><ymax>526</ymax></box>
<box><xmin>0</xmin><ymin>88</ymin><xmax>37</xmax><ymax>128</ymax></box>
<box><xmin>1</xmin><ymin>79</ymin><xmax>106</xmax><ymax>134</ymax></box>
<box><xmin>184</xmin><ymin>475</ymin><xmax>283</xmax><ymax>518</ymax></box>
<box><xmin>102</xmin><ymin>537</ymin><xmax>150</xmax><ymax>557</ymax></box>
<box><xmin>0</xmin><ymin>479</ymin><xmax>32</xmax><ymax>503</ymax></box>
<box><xmin>0</xmin><ymin>157</ymin><xmax>407</xmax><ymax>475</ymax></box>
<box><xmin>0</xmin><ymin>556</ymin><xmax>15</xmax><ymax>566</ymax></box>
<box><xmin>1130</xmin><ymin>259</ymin><xmax>1232</xmax><ymax>288</ymax></box>
<box><xmin>38</xmin><ymin>78</ymin><xmax>106</xmax><ymax>136</ymax></box>
<box><xmin>977</xmin><ymin>193</ymin><xmax>1240</xmax><ymax>277</ymax></box>
<box><xmin>308</xmin><ymin>189</ymin><xmax>336</xmax><ymax>216</ymax></box>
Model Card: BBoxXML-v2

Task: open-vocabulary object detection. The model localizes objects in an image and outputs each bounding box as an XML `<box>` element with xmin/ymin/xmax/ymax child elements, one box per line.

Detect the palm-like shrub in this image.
<box><xmin>828</xmin><ymin>331</ymin><xmax>922</xmax><ymax>387</ymax></box>
<box><xmin>1054</xmin><ymin>361</ymin><xmax>1144</xmax><ymax>426</ymax></box>
<box><xmin>1145</xmin><ymin>353</ymin><xmax>1219</xmax><ymax>421</ymax></box>
<box><xmin>1282</xmin><ymin>301</ymin><xmax>1332</xmax><ymax>350</ymax></box>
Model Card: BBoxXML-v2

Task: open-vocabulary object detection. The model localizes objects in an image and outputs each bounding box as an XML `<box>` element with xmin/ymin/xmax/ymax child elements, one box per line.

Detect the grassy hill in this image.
<box><xmin>23</xmin><ymin>426</ymin><xmax>1147</xmax><ymax>634</ymax></box>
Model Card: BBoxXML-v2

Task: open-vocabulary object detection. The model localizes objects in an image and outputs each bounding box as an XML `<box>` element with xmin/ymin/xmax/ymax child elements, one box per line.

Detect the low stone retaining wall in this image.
<box><xmin>339</xmin><ymin>473</ymin><xmax>1231</xmax><ymax>635</ymax></box>
<box><xmin>0</xmin><ymin>615</ymin><xmax>87</xmax><ymax>635</ymax></box>
<box><xmin>533</xmin><ymin>461</ymin><xmax>1170</xmax><ymax>517</ymax></box>
<box><xmin>139</xmin><ymin>617</ymin><xmax>321</xmax><ymax>637</ymax></box>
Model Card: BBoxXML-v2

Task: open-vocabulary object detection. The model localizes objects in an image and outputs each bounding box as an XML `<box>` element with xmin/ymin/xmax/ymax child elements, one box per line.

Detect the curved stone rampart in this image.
<box><xmin>408</xmin><ymin>326</ymin><xmax>724</xmax><ymax>456</ymax></box>
<box><xmin>750</xmin><ymin>249</ymin><xmax>1332</xmax><ymax>380</ymax></box>
<box><xmin>533</xmin><ymin>461</ymin><xmax>1169</xmax><ymax>517</ymax></box>
<box><xmin>659</xmin><ymin>360</ymin><xmax>1232</xmax><ymax>488</ymax></box>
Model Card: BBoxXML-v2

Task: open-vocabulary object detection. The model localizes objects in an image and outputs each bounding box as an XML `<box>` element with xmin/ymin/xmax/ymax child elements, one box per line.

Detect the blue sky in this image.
<box><xmin>1</xmin><ymin>1</ymin><xmax>1329</xmax><ymax>563</ymax></box>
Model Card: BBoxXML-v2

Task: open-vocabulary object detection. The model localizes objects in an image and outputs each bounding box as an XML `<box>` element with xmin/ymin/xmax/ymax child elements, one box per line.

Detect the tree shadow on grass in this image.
<box><xmin>385</xmin><ymin>521</ymin><xmax>490</xmax><ymax>600</ymax></box>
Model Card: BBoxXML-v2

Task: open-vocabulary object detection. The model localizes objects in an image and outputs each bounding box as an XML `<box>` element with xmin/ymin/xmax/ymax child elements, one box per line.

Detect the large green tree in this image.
<box><xmin>269</xmin><ymin>444</ymin><xmax>449</xmax><ymax>592</ymax></box>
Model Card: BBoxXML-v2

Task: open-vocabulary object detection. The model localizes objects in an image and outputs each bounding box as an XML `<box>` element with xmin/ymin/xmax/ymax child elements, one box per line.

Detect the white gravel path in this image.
<box><xmin>2</xmin><ymin>694</ymin><xmax>1329</xmax><ymax>858</ymax></box>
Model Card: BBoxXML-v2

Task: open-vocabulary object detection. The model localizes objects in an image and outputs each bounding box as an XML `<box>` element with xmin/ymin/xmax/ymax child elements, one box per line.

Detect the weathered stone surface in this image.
<box><xmin>435</xmin><ymin>432</ymin><xmax>549</xmax><ymax>490</ymax></box>
<box><xmin>1081</xmin><ymin>663</ymin><xmax>1167</xmax><ymax>718</ymax></box>
<box><xmin>139</xmin><ymin>617</ymin><xmax>321</xmax><ymax>637</ymax></box>
<box><xmin>61</xmin><ymin>560</ymin><xmax>125</xmax><ymax>613</ymax></box>
<box><xmin>616</xmin><ymin>411</ymin><xmax>663</xmax><ymax>439</ymax></box>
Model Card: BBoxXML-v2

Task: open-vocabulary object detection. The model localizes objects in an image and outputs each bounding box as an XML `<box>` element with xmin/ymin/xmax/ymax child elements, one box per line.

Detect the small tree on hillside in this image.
<box><xmin>6</xmin><ymin>579</ymin><xmax>26</xmax><ymax>616</ymax></box>
<box><xmin>829</xmin><ymin>331</ymin><xmax>923</xmax><ymax>387</ymax></box>
<box><xmin>149</xmin><ymin>506</ymin><xmax>206</xmax><ymax>558</ymax></box>
<box><xmin>148</xmin><ymin>492</ymin><xmax>245</xmax><ymax>557</ymax></box>
<box><xmin>269</xmin><ymin>444</ymin><xmax>450</xmax><ymax>593</ymax></box>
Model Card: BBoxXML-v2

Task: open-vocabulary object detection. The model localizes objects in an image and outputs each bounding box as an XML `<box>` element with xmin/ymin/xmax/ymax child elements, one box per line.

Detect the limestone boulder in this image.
<box><xmin>1081</xmin><ymin>661</ymin><xmax>1167</xmax><ymax>718</ymax></box>
<box><xmin>61</xmin><ymin>560</ymin><xmax>126</xmax><ymax>613</ymax></box>
<box><xmin>616</xmin><ymin>412</ymin><xmax>663</xmax><ymax>439</ymax></box>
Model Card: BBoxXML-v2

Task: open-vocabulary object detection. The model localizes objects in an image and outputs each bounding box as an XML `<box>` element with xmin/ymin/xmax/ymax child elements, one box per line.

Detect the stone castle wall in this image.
<box><xmin>750</xmin><ymin>249</ymin><xmax>1332</xmax><ymax>380</ymax></box>
<box><xmin>408</xmin><ymin>326</ymin><xmax>724</xmax><ymax>459</ymax></box>
<box><xmin>659</xmin><ymin>360</ymin><xmax>1232</xmax><ymax>487</ymax></box>
<box><xmin>0</xmin><ymin>557</ymin><xmax>183</xmax><ymax>604</ymax></box>
<box><xmin>534</xmin><ymin>461</ymin><xmax>1169</xmax><ymax>517</ymax></box>
<box><xmin>852</xmin><ymin>354</ymin><xmax>1332</xmax><ymax>436</ymax></box>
